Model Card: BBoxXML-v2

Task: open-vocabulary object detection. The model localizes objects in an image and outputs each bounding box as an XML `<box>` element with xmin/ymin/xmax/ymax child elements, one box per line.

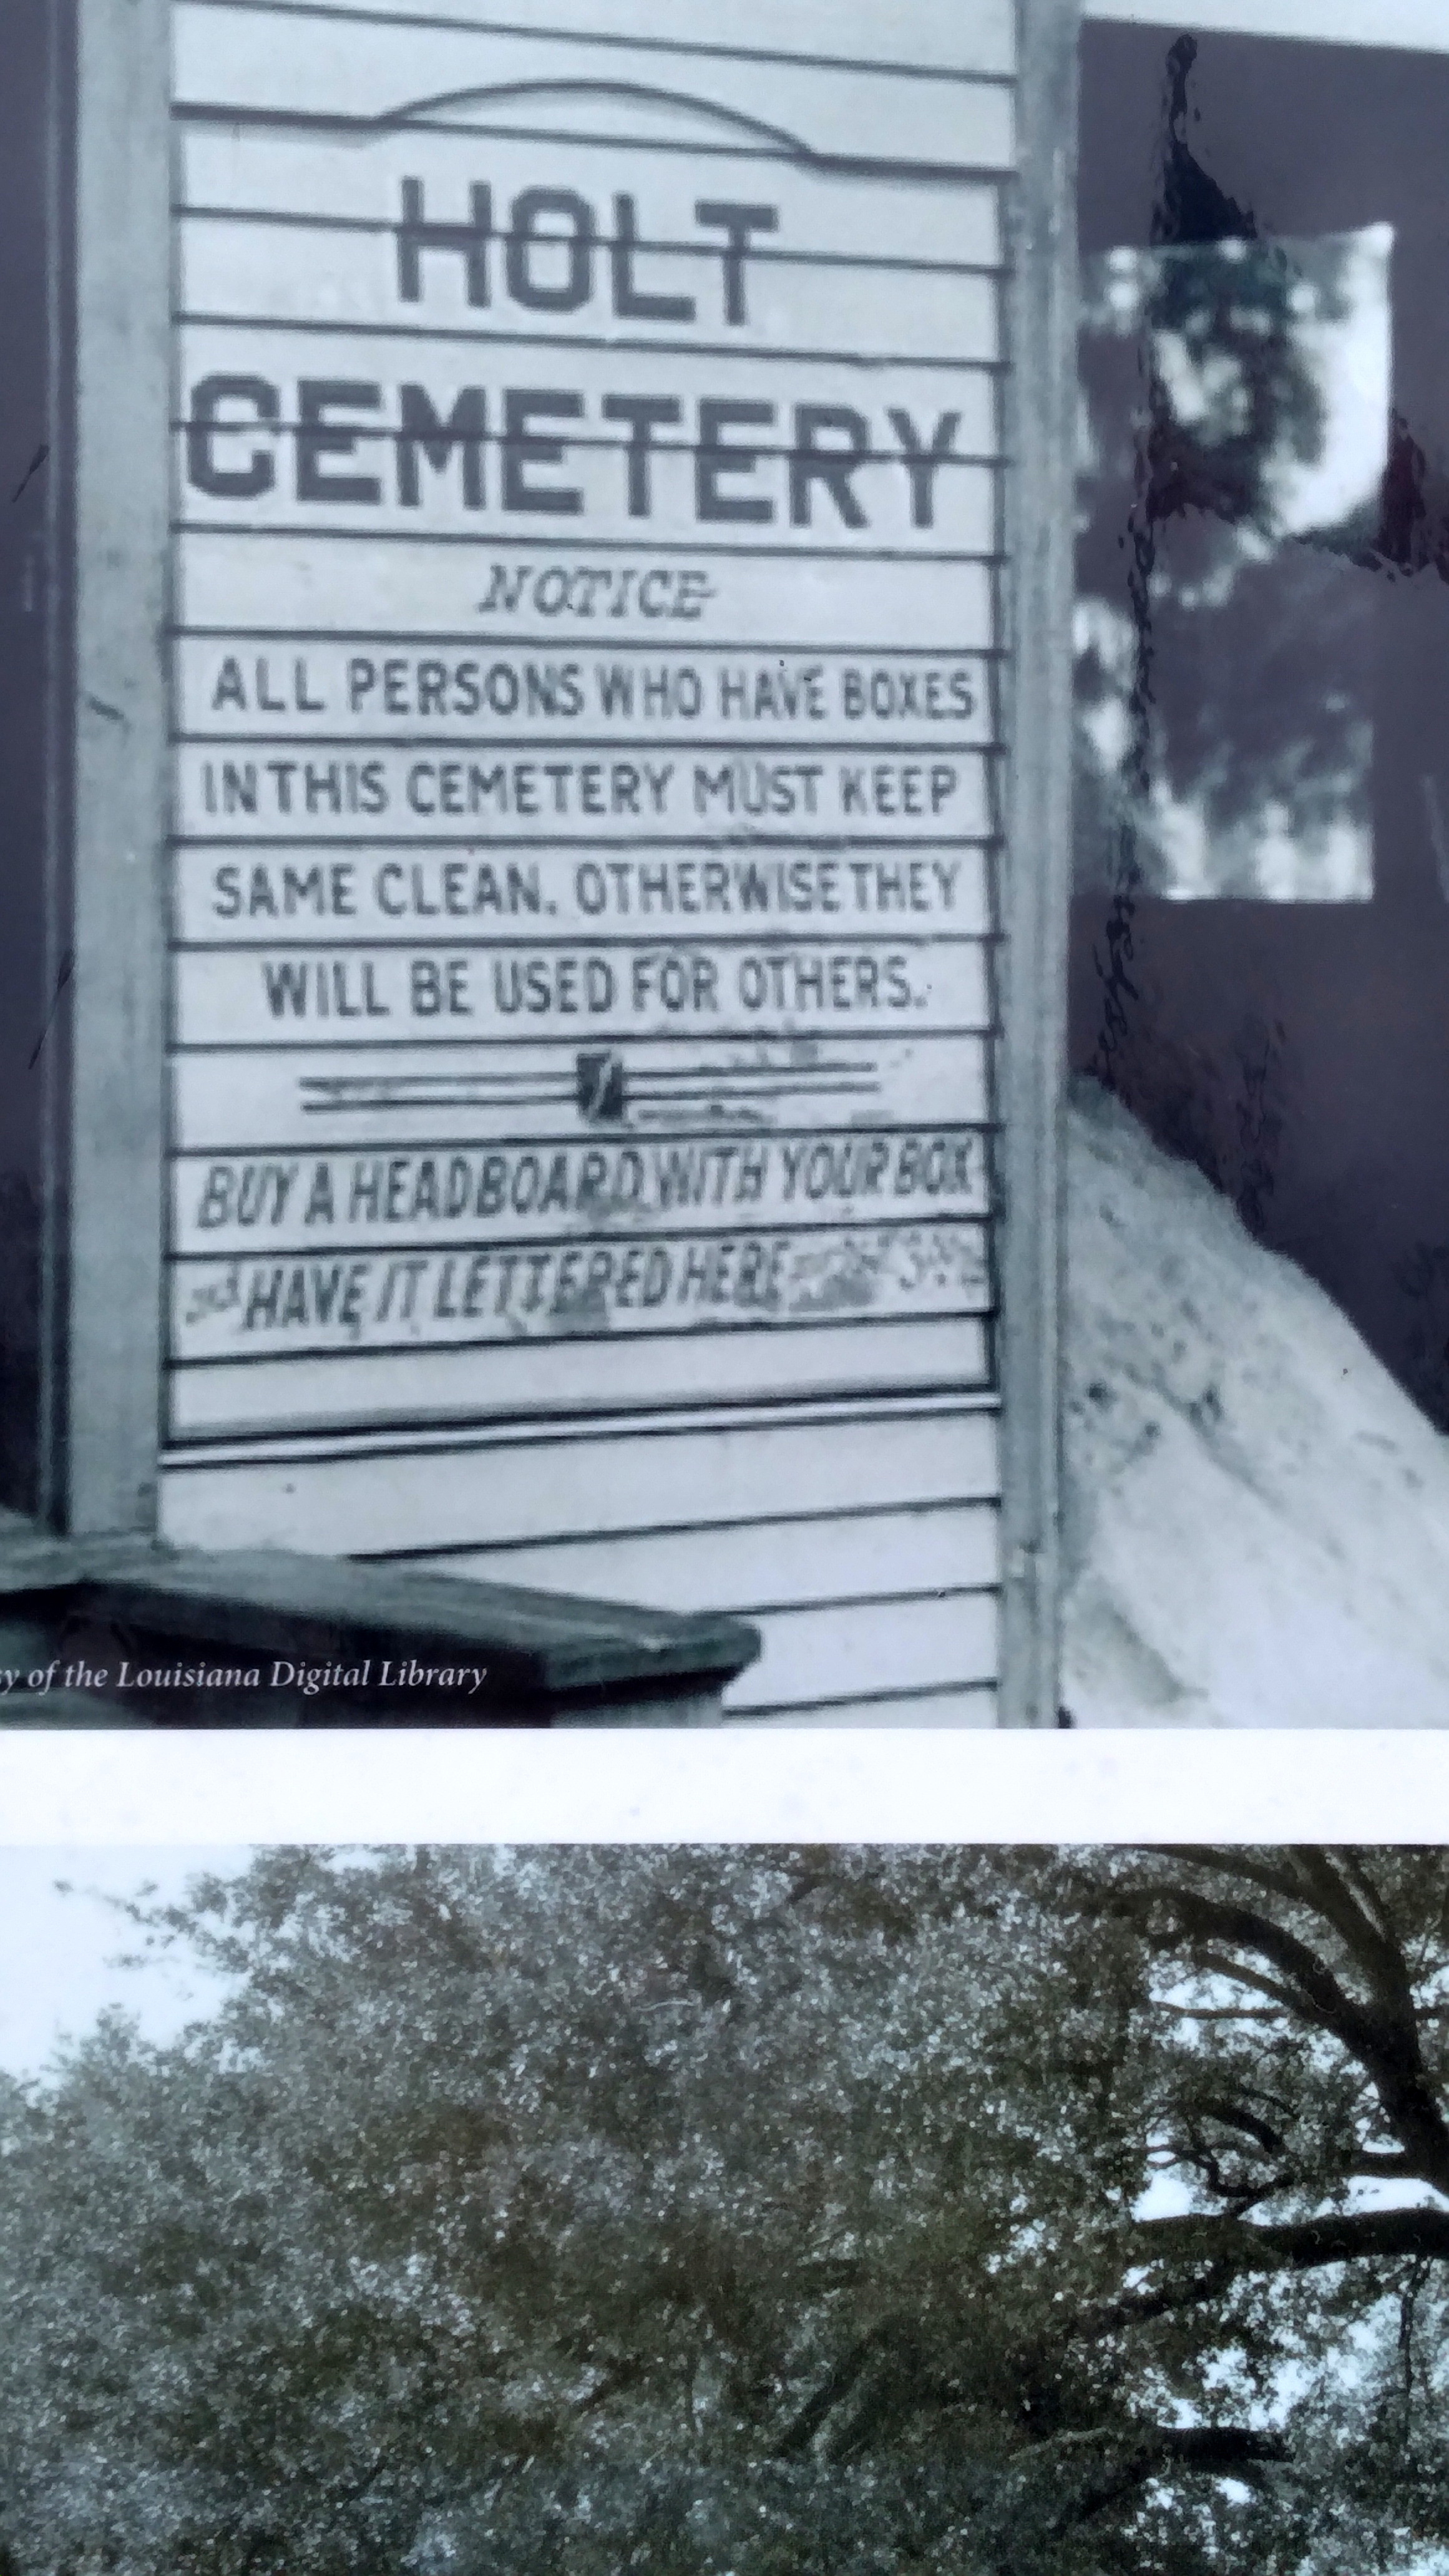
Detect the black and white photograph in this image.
<box><xmin>9</xmin><ymin>0</ymin><xmax>1449</xmax><ymax>1724</ymax></box>
<box><xmin>0</xmin><ymin>0</ymin><xmax>1046</xmax><ymax>1726</ymax></box>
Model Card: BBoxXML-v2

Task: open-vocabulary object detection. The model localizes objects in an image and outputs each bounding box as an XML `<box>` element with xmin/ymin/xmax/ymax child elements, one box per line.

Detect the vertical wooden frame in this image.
<box><xmin>62</xmin><ymin>0</ymin><xmax>171</xmax><ymax>1534</ymax></box>
<box><xmin>998</xmin><ymin>0</ymin><xmax>1078</xmax><ymax>1723</ymax></box>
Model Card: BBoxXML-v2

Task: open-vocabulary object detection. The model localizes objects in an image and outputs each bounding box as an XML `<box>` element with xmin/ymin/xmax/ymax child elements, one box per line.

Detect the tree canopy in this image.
<box><xmin>4</xmin><ymin>1845</ymin><xmax>1449</xmax><ymax>2576</ymax></box>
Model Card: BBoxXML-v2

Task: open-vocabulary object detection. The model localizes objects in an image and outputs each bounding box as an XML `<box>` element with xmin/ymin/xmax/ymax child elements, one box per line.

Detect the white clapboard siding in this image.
<box><xmin>173</xmin><ymin>7</ymin><xmax>1015</xmax><ymax>168</ymax></box>
<box><xmin>178</xmin><ymin>217</ymin><xmax>998</xmax><ymax>363</ymax></box>
<box><xmin>173</xmin><ymin>535</ymin><xmax>1001</xmax><ymax>651</ymax></box>
<box><xmin>159</xmin><ymin>1392</ymin><xmax>1000</xmax><ymax>1551</ymax></box>
<box><xmin>178</xmin><ymin>130</ymin><xmax>1005</xmax><ymax>273</ymax></box>
<box><xmin>164</xmin><ymin>1317</ymin><xmax>994</xmax><ymax>1435</ymax></box>
<box><xmin>163</xmin><ymin>2</ymin><xmax>1015</xmax><ymax>1716</ymax></box>
<box><xmin>405</xmin><ymin>1498</ymin><xmax>1000</xmax><ymax>1611</ymax></box>
<box><xmin>173</xmin><ymin>644</ymin><xmax>998</xmax><ymax>748</ymax></box>
<box><xmin>205</xmin><ymin>0</ymin><xmax>1016</xmax><ymax>84</ymax></box>
<box><xmin>726</xmin><ymin>1589</ymin><xmax>998</xmax><ymax>1710</ymax></box>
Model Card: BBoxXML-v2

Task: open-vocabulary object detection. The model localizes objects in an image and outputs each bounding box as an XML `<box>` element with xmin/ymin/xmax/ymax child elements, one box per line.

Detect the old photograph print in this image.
<box><xmin>14</xmin><ymin>0</ymin><xmax>1449</xmax><ymax>1722</ymax></box>
<box><xmin>0</xmin><ymin>0</ymin><xmax>1034</xmax><ymax>1726</ymax></box>
<box><xmin>3</xmin><ymin>1842</ymin><xmax>1449</xmax><ymax>2574</ymax></box>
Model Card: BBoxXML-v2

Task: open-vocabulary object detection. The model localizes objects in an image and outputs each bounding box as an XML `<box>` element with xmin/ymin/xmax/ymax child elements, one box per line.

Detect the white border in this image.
<box><xmin>1084</xmin><ymin>0</ymin><xmax>1449</xmax><ymax>51</ymax></box>
<box><xmin>2</xmin><ymin>1730</ymin><xmax>1448</xmax><ymax>1844</ymax></box>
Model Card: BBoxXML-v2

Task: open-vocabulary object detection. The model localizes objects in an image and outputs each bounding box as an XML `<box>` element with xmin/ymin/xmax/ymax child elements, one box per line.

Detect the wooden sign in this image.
<box><xmin>67</xmin><ymin>0</ymin><xmax>1076</xmax><ymax>1721</ymax></box>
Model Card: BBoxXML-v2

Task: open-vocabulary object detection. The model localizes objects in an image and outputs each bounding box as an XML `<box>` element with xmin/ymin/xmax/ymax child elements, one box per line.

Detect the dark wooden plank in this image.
<box><xmin>0</xmin><ymin>1512</ymin><xmax>760</xmax><ymax>1709</ymax></box>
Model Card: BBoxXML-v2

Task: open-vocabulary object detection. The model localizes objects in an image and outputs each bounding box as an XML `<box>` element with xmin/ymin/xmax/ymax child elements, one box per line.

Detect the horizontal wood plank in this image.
<box><xmin>175</xmin><ymin>844</ymin><xmax>993</xmax><ymax>947</ymax></box>
<box><xmin>164</xmin><ymin>1313</ymin><xmax>992</xmax><ymax>1435</ymax></box>
<box><xmin>170</xmin><ymin>1214</ymin><xmax>993</xmax><ymax>1360</ymax></box>
<box><xmin>171</xmin><ymin>1029</ymin><xmax>993</xmax><ymax>1148</ymax></box>
<box><xmin>173</xmin><ymin>339</ymin><xmax>998</xmax><ymax>552</ymax></box>
<box><xmin>178</xmin><ymin>127</ymin><xmax>1005</xmax><ymax>268</ymax></box>
<box><xmin>178</xmin><ymin>212</ymin><xmax>998</xmax><ymax>360</ymax></box>
<box><xmin>178</xmin><ymin>1</ymin><xmax>1015</xmax><ymax>82</ymax></box>
<box><xmin>174</xmin><ymin>642</ymin><xmax>997</xmax><ymax>748</ymax></box>
<box><xmin>173</xmin><ymin>9</ymin><xmax>1015</xmax><ymax>167</ymax></box>
<box><xmin>175</xmin><ymin>533</ymin><xmax>1000</xmax><ymax>647</ymax></box>
<box><xmin>407</xmin><ymin>1498</ymin><xmax>1000</xmax><ymax>1610</ymax></box>
<box><xmin>726</xmin><ymin>1588</ymin><xmax>998</xmax><ymax>1706</ymax></box>
<box><xmin>172</xmin><ymin>933</ymin><xmax>991</xmax><ymax>1045</ymax></box>
<box><xmin>171</xmin><ymin>1123</ymin><xmax>993</xmax><ymax>1251</ymax></box>
<box><xmin>158</xmin><ymin>1392</ymin><xmax>1001</xmax><ymax>1549</ymax></box>
<box><xmin>173</xmin><ymin>745</ymin><xmax>995</xmax><ymax>842</ymax></box>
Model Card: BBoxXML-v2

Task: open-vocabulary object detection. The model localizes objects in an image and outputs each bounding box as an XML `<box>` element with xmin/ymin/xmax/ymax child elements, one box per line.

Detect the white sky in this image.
<box><xmin>0</xmin><ymin>1848</ymin><xmax>250</xmax><ymax>2079</ymax></box>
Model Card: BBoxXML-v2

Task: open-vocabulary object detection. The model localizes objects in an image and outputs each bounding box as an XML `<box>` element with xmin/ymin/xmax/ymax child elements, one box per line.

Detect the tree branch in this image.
<box><xmin>1030</xmin><ymin>2421</ymin><xmax>1290</xmax><ymax>2534</ymax></box>
<box><xmin>1119</xmin><ymin>1880</ymin><xmax>1449</xmax><ymax>2193</ymax></box>
<box><xmin>1137</xmin><ymin>2203</ymin><xmax>1449</xmax><ymax>2273</ymax></box>
<box><xmin>773</xmin><ymin>2321</ymin><xmax>897</xmax><ymax>2458</ymax></box>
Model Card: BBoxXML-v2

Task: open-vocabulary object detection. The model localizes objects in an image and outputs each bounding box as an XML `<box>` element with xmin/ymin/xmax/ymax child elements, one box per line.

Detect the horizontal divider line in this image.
<box><xmin>172</xmin><ymin>103</ymin><xmax>1017</xmax><ymax>189</ymax></box>
<box><xmin>172</xmin><ymin>630</ymin><xmax>1008</xmax><ymax>657</ymax></box>
<box><xmin>170</xmin><ymin>1211</ymin><xmax>994</xmax><ymax>1259</ymax></box>
<box><xmin>170</xmin><ymin>1016</ymin><xmax>1000</xmax><ymax>1046</ymax></box>
<box><xmin>189</xmin><ymin>1097</ymin><xmax>912</xmax><ymax>1118</ymax></box>
<box><xmin>170</xmin><ymin>628</ymin><xmax>1010</xmax><ymax>654</ymax></box>
<box><xmin>168</xmin><ymin>1311</ymin><xmax>998</xmax><ymax>1365</ymax></box>
<box><xmin>730</xmin><ymin>1678</ymin><xmax>997</xmax><ymax>1717</ymax></box>
<box><xmin>178</xmin><ymin>733</ymin><xmax>995</xmax><ymax>752</ymax></box>
<box><xmin>171</xmin><ymin>1015</ymin><xmax>990</xmax><ymax>1045</ymax></box>
<box><xmin>733</xmin><ymin>1581</ymin><xmax>996</xmax><ymax>1619</ymax></box>
<box><xmin>172</xmin><ymin>831</ymin><xmax>1002</xmax><ymax>849</ymax></box>
<box><xmin>166</xmin><ymin>1051</ymin><xmax>938</xmax><ymax>1081</ymax></box>
<box><xmin>167</xmin><ymin>427</ymin><xmax>1002</xmax><ymax>469</ymax></box>
<box><xmin>175</xmin><ymin>205</ymin><xmax>1007</xmax><ymax>281</ymax></box>
<box><xmin>177</xmin><ymin>932</ymin><xmax>992</xmax><ymax>952</ymax></box>
<box><xmin>363</xmin><ymin>1490</ymin><xmax>998</xmax><ymax>1560</ymax></box>
<box><xmin>168</xmin><ymin>1126</ymin><xmax>1003</xmax><ymax>1159</ymax></box>
<box><xmin>160</xmin><ymin>1382</ymin><xmax>1002</xmax><ymax>1461</ymax></box>
<box><xmin>175</xmin><ymin>306</ymin><xmax>1005</xmax><ymax>371</ymax></box>
<box><xmin>175</xmin><ymin>522</ymin><xmax>1005</xmax><ymax>563</ymax></box>
<box><xmin>176</xmin><ymin>0</ymin><xmax>1018</xmax><ymax>94</ymax></box>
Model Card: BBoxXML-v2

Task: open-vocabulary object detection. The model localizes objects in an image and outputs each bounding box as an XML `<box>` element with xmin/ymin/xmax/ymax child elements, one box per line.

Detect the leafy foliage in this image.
<box><xmin>4</xmin><ymin>1848</ymin><xmax>1449</xmax><ymax>2574</ymax></box>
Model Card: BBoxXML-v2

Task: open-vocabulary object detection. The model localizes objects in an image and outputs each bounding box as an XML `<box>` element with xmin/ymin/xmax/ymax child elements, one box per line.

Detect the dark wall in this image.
<box><xmin>1075</xmin><ymin>21</ymin><xmax>1449</xmax><ymax>1425</ymax></box>
<box><xmin>0</xmin><ymin>0</ymin><xmax>57</xmax><ymax>1515</ymax></box>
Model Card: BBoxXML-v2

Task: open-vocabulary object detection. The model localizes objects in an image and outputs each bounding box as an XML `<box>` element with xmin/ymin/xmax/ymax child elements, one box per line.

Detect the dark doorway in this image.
<box><xmin>1075</xmin><ymin>20</ymin><xmax>1449</xmax><ymax>1427</ymax></box>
